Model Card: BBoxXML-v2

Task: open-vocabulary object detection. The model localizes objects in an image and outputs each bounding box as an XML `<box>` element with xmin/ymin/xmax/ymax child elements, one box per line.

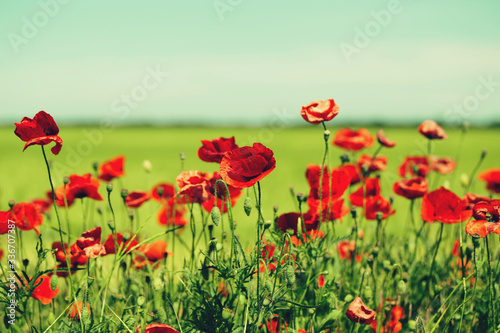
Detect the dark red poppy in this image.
<box><xmin>421</xmin><ymin>187</ymin><xmax>471</xmax><ymax>224</ymax></box>
<box><xmin>472</xmin><ymin>200</ymin><xmax>500</xmax><ymax>222</ymax></box>
<box><xmin>151</xmin><ymin>183</ymin><xmax>176</xmax><ymax>202</ymax></box>
<box><xmin>377</xmin><ymin>129</ymin><xmax>396</xmax><ymax>148</ymax></box>
<box><xmin>52</xmin><ymin>241</ymin><xmax>87</xmax><ymax>267</ymax></box>
<box><xmin>68</xmin><ymin>301</ymin><xmax>91</xmax><ymax>321</ymax></box>
<box><xmin>0</xmin><ymin>211</ymin><xmax>13</xmax><ymax>234</ymax></box>
<box><xmin>431</xmin><ymin>156</ymin><xmax>456</xmax><ymax>174</ymax></box>
<box><xmin>3</xmin><ymin>202</ymin><xmax>44</xmax><ymax>234</ymax></box>
<box><xmin>71</xmin><ymin>227</ymin><xmax>106</xmax><ymax>258</ymax></box>
<box><xmin>198</xmin><ymin>137</ymin><xmax>239</xmax><ymax>163</ymax></box>
<box><xmin>125</xmin><ymin>191</ymin><xmax>150</xmax><ymax>208</ymax></box>
<box><xmin>332</xmin><ymin>128</ymin><xmax>374</xmax><ymax>152</ymax></box>
<box><xmin>300</xmin><ymin>99</ymin><xmax>340</xmax><ymax>124</ymax></box>
<box><xmin>276</xmin><ymin>212</ymin><xmax>301</xmax><ymax>234</ymax></box>
<box><xmin>335</xmin><ymin>163</ymin><xmax>362</xmax><ymax>185</ymax></box>
<box><xmin>156</xmin><ymin>200</ymin><xmax>187</xmax><ymax>227</ymax></box>
<box><xmin>133</xmin><ymin>240</ymin><xmax>170</xmax><ymax>269</ymax></box>
<box><xmin>28</xmin><ymin>274</ymin><xmax>59</xmax><ymax>305</ymax></box>
<box><xmin>202</xmin><ymin>172</ymin><xmax>242</xmax><ymax>213</ymax></box>
<box><xmin>393</xmin><ymin>177</ymin><xmax>428</xmax><ymax>200</ymax></box>
<box><xmin>176</xmin><ymin>170</ymin><xmax>211</xmax><ymax>203</ymax></box>
<box><xmin>306</xmin><ymin>164</ymin><xmax>351</xmax><ymax>202</ymax></box>
<box><xmin>14</xmin><ymin>111</ymin><xmax>63</xmax><ymax>155</ymax></box>
<box><xmin>102</xmin><ymin>233</ymin><xmax>138</xmax><ymax>255</ymax></box>
<box><xmin>365</xmin><ymin>195</ymin><xmax>394</xmax><ymax>220</ymax></box>
<box><xmin>138</xmin><ymin>323</ymin><xmax>180</xmax><ymax>333</ymax></box>
<box><xmin>220</xmin><ymin>143</ymin><xmax>276</xmax><ymax>188</ymax></box>
<box><xmin>349</xmin><ymin>178</ymin><xmax>381</xmax><ymax>207</ymax></box>
<box><xmin>56</xmin><ymin>174</ymin><xmax>104</xmax><ymax>205</ymax></box>
<box><xmin>398</xmin><ymin>156</ymin><xmax>429</xmax><ymax>178</ymax></box>
<box><xmin>466</xmin><ymin>220</ymin><xmax>500</xmax><ymax>238</ymax></box>
<box><xmin>98</xmin><ymin>155</ymin><xmax>125</xmax><ymax>182</ymax></box>
<box><xmin>463</xmin><ymin>193</ymin><xmax>491</xmax><ymax>210</ymax></box>
<box><xmin>418</xmin><ymin>120</ymin><xmax>447</xmax><ymax>140</ymax></box>
<box><xmin>478</xmin><ymin>168</ymin><xmax>500</xmax><ymax>193</ymax></box>
<box><xmin>346</xmin><ymin>297</ymin><xmax>376</xmax><ymax>324</ymax></box>
<box><xmin>357</xmin><ymin>154</ymin><xmax>387</xmax><ymax>173</ymax></box>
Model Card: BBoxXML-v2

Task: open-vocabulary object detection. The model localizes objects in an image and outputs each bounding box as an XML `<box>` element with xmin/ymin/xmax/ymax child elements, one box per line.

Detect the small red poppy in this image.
<box><xmin>220</xmin><ymin>143</ymin><xmax>276</xmax><ymax>188</ymax></box>
<box><xmin>478</xmin><ymin>168</ymin><xmax>500</xmax><ymax>193</ymax></box>
<box><xmin>156</xmin><ymin>200</ymin><xmax>187</xmax><ymax>227</ymax></box>
<box><xmin>365</xmin><ymin>195</ymin><xmax>394</xmax><ymax>220</ymax></box>
<box><xmin>1</xmin><ymin>202</ymin><xmax>44</xmax><ymax>234</ymax></box>
<box><xmin>176</xmin><ymin>170</ymin><xmax>211</xmax><ymax>203</ymax></box>
<box><xmin>300</xmin><ymin>99</ymin><xmax>340</xmax><ymax>124</ymax></box>
<box><xmin>393</xmin><ymin>177</ymin><xmax>428</xmax><ymax>200</ymax></box>
<box><xmin>98</xmin><ymin>155</ymin><xmax>125</xmax><ymax>182</ymax></box>
<box><xmin>335</xmin><ymin>163</ymin><xmax>362</xmax><ymax>185</ymax></box>
<box><xmin>418</xmin><ymin>120</ymin><xmax>447</xmax><ymax>140</ymax></box>
<box><xmin>349</xmin><ymin>178</ymin><xmax>381</xmax><ymax>207</ymax></box>
<box><xmin>398</xmin><ymin>156</ymin><xmax>429</xmax><ymax>178</ymax></box>
<box><xmin>29</xmin><ymin>275</ymin><xmax>59</xmax><ymax>305</ymax></box>
<box><xmin>57</xmin><ymin>174</ymin><xmax>104</xmax><ymax>205</ymax></box>
<box><xmin>377</xmin><ymin>129</ymin><xmax>396</xmax><ymax>148</ymax></box>
<box><xmin>103</xmin><ymin>233</ymin><xmax>138</xmax><ymax>255</ymax></box>
<box><xmin>421</xmin><ymin>187</ymin><xmax>471</xmax><ymax>224</ymax></box>
<box><xmin>198</xmin><ymin>137</ymin><xmax>239</xmax><ymax>163</ymax></box>
<box><xmin>68</xmin><ymin>301</ymin><xmax>91</xmax><ymax>321</ymax></box>
<box><xmin>431</xmin><ymin>156</ymin><xmax>456</xmax><ymax>174</ymax></box>
<box><xmin>357</xmin><ymin>154</ymin><xmax>387</xmax><ymax>174</ymax></box>
<box><xmin>71</xmin><ymin>227</ymin><xmax>106</xmax><ymax>258</ymax></box>
<box><xmin>133</xmin><ymin>240</ymin><xmax>170</xmax><ymax>269</ymax></box>
<box><xmin>318</xmin><ymin>274</ymin><xmax>325</xmax><ymax>288</ymax></box>
<box><xmin>151</xmin><ymin>183</ymin><xmax>176</xmax><ymax>202</ymax></box>
<box><xmin>52</xmin><ymin>241</ymin><xmax>87</xmax><ymax>267</ymax></box>
<box><xmin>332</xmin><ymin>128</ymin><xmax>374</xmax><ymax>152</ymax></box>
<box><xmin>346</xmin><ymin>297</ymin><xmax>376</xmax><ymax>324</ymax></box>
<box><xmin>125</xmin><ymin>191</ymin><xmax>151</xmax><ymax>208</ymax></box>
<box><xmin>14</xmin><ymin>111</ymin><xmax>63</xmax><ymax>155</ymax></box>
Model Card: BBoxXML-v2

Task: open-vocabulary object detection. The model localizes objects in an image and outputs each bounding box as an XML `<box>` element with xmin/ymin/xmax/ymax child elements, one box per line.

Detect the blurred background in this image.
<box><xmin>1</xmin><ymin>0</ymin><xmax>500</xmax><ymax>126</ymax></box>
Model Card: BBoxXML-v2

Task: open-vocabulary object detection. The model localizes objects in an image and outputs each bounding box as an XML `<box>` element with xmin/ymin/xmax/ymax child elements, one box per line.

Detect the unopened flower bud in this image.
<box><xmin>340</xmin><ymin>153</ymin><xmax>350</xmax><ymax>164</ymax></box>
<box><xmin>244</xmin><ymin>197</ymin><xmax>252</xmax><ymax>216</ymax></box>
<box><xmin>263</xmin><ymin>296</ymin><xmax>272</xmax><ymax>306</ymax></box>
<box><xmin>50</xmin><ymin>274</ymin><xmax>58</xmax><ymax>291</ymax></box>
<box><xmin>143</xmin><ymin>160</ymin><xmax>152</xmax><ymax>173</ymax></box>
<box><xmin>8</xmin><ymin>200</ymin><xmax>15</xmax><ymax>209</ymax></box>
<box><xmin>344</xmin><ymin>294</ymin><xmax>354</xmax><ymax>303</ymax></box>
<box><xmin>211</xmin><ymin>207</ymin><xmax>221</xmax><ymax>226</ymax></box>
<box><xmin>481</xmin><ymin>149</ymin><xmax>487</xmax><ymax>159</ymax></box>
<box><xmin>324</xmin><ymin>130</ymin><xmax>330</xmax><ymax>141</ymax></box>
<box><xmin>222</xmin><ymin>308</ymin><xmax>233</xmax><ymax>320</ymax></box>
<box><xmin>121</xmin><ymin>189</ymin><xmax>128</xmax><ymax>199</ymax></box>
<box><xmin>263</xmin><ymin>220</ymin><xmax>272</xmax><ymax>229</ymax></box>
<box><xmin>408</xmin><ymin>320</ymin><xmax>416</xmax><ymax>330</ymax></box>
<box><xmin>96</xmin><ymin>206</ymin><xmax>102</xmax><ymax>215</ymax></box>
<box><xmin>460</xmin><ymin>173</ymin><xmax>469</xmax><ymax>188</ymax></box>
<box><xmin>107</xmin><ymin>220</ymin><xmax>115</xmax><ymax>231</ymax></box>
<box><xmin>472</xmin><ymin>233</ymin><xmax>481</xmax><ymax>248</ymax></box>
<box><xmin>397</xmin><ymin>280</ymin><xmax>406</xmax><ymax>294</ymax></box>
<box><xmin>179</xmin><ymin>152</ymin><xmax>186</xmax><ymax>161</ymax></box>
<box><xmin>273</xmin><ymin>205</ymin><xmax>279</xmax><ymax>213</ymax></box>
<box><xmin>443</xmin><ymin>180</ymin><xmax>451</xmax><ymax>189</ymax></box>
<box><xmin>106</xmin><ymin>183</ymin><xmax>113</xmax><ymax>193</ymax></box>
<box><xmin>152</xmin><ymin>278</ymin><xmax>163</xmax><ymax>291</ymax></box>
<box><xmin>350</xmin><ymin>207</ymin><xmax>357</xmax><ymax>218</ymax></box>
<box><xmin>92</xmin><ymin>161</ymin><xmax>99</xmax><ymax>173</ymax></box>
<box><xmin>363</xmin><ymin>285</ymin><xmax>373</xmax><ymax>301</ymax></box>
<box><xmin>63</xmin><ymin>176</ymin><xmax>70</xmax><ymax>185</ymax></box>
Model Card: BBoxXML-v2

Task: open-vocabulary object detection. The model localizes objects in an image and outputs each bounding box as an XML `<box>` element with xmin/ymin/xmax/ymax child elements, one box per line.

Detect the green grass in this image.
<box><xmin>1</xmin><ymin>125</ymin><xmax>499</xmax><ymax>259</ymax></box>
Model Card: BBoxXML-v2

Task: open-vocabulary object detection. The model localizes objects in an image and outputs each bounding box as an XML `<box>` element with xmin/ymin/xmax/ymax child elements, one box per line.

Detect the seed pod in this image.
<box><xmin>244</xmin><ymin>197</ymin><xmax>252</xmax><ymax>216</ymax></box>
<box><xmin>211</xmin><ymin>207</ymin><xmax>221</xmax><ymax>226</ymax></box>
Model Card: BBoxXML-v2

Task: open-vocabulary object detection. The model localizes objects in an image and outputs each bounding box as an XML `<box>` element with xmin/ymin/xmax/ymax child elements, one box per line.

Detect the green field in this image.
<box><xmin>1</xmin><ymin>125</ymin><xmax>499</xmax><ymax>260</ymax></box>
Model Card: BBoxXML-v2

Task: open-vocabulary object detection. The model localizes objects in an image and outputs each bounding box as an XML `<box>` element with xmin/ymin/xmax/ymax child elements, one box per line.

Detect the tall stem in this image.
<box><xmin>485</xmin><ymin>237</ymin><xmax>496</xmax><ymax>329</ymax></box>
<box><xmin>256</xmin><ymin>181</ymin><xmax>263</xmax><ymax>306</ymax></box>
<box><xmin>426</xmin><ymin>223</ymin><xmax>444</xmax><ymax>294</ymax></box>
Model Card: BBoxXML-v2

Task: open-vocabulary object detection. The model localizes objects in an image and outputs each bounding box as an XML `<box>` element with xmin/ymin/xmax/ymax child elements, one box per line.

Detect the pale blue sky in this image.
<box><xmin>1</xmin><ymin>0</ymin><xmax>499</xmax><ymax>126</ymax></box>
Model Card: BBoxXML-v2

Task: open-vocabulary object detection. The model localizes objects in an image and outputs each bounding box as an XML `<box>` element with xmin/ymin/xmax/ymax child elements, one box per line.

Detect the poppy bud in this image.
<box><xmin>350</xmin><ymin>207</ymin><xmax>357</xmax><ymax>218</ymax></box>
<box><xmin>96</xmin><ymin>206</ymin><xmax>103</xmax><ymax>215</ymax></box>
<box><xmin>340</xmin><ymin>153</ymin><xmax>350</xmax><ymax>164</ymax></box>
<box><xmin>408</xmin><ymin>320</ymin><xmax>416</xmax><ymax>330</ymax></box>
<box><xmin>363</xmin><ymin>286</ymin><xmax>373</xmax><ymax>301</ymax></box>
<box><xmin>383</xmin><ymin>260</ymin><xmax>391</xmax><ymax>271</ymax></box>
<box><xmin>208</xmin><ymin>239</ymin><xmax>217</xmax><ymax>253</ymax></box>
<box><xmin>211</xmin><ymin>207</ymin><xmax>221</xmax><ymax>226</ymax></box>
<box><xmin>120</xmin><ymin>189</ymin><xmax>128</xmax><ymax>199</ymax></box>
<box><xmin>263</xmin><ymin>220</ymin><xmax>272</xmax><ymax>229</ymax></box>
<box><xmin>296</xmin><ymin>192</ymin><xmax>305</xmax><ymax>202</ymax></box>
<box><xmin>273</xmin><ymin>205</ymin><xmax>279</xmax><ymax>213</ymax></box>
<box><xmin>23</xmin><ymin>259</ymin><xmax>29</xmax><ymax>268</ymax></box>
<box><xmin>143</xmin><ymin>160</ymin><xmax>152</xmax><ymax>173</ymax></box>
<box><xmin>222</xmin><ymin>308</ymin><xmax>233</xmax><ymax>320</ymax></box>
<box><xmin>50</xmin><ymin>274</ymin><xmax>58</xmax><ymax>291</ymax></box>
<box><xmin>106</xmin><ymin>183</ymin><xmax>113</xmax><ymax>193</ymax></box>
<box><xmin>397</xmin><ymin>280</ymin><xmax>406</xmax><ymax>294</ymax></box>
<box><xmin>389</xmin><ymin>196</ymin><xmax>394</xmax><ymax>205</ymax></box>
<box><xmin>216</xmin><ymin>243</ymin><xmax>223</xmax><ymax>252</ymax></box>
<box><xmin>460</xmin><ymin>173</ymin><xmax>469</xmax><ymax>188</ymax></box>
<box><xmin>371</xmin><ymin>247</ymin><xmax>380</xmax><ymax>257</ymax></box>
<box><xmin>128</xmin><ymin>210</ymin><xmax>134</xmax><ymax>221</ymax></box>
<box><xmin>286</xmin><ymin>265</ymin><xmax>295</xmax><ymax>286</ymax></box>
<box><xmin>137</xmin><ymin>296</ymin><xmax>146</xmax><ymax>306</ymax></box>
<box><xmin>481</xmin><ymin>149</ymin><xmax>487</xmax><ymax>159</ymax></box>
<box><xmin>8</xmin><ymin>200</ymin><xmax>15</xmax><ymax>209</ymax></box>
<box><xmin>265</xmin><ymin>280</ymin><xmax>273</xmax><ymax>292</ymax></box>
<box><xmin>179</xmin><ymin>152</ymin><xmax>186</xmax><ymax>161</ymax></box>
<box><xmin>361</xmin><ymin>164</ymin><xmax>369</xmax><ymax>177</ymax></box>
<box><xmin>63</xmin><ymin>176</ymin><xmax>70</xmax><ymax>185</ymax></box>
<box><xmin>107</xmin><ymin>220</ymin><xmax>115</xmax><ymax>231</ymax></box>
<box><xmin>244</xmin><ymin>197</ymin><xmax>252</xmax><ymax>216</ymax></box>
<box><xmin>472</xmin><ymin>234</ymin><xmax>481</xmax><ymax>248</ymax></box>
<box><xmin>156</xmin><ymin>186</ymin><xmax>164</xmax><ymax>198</ymax></box>
<box><xmin>367</xmin><ymin>255</ymin><xmax>374</xmax><ymax>267</ymax></box>
<box><xmin>376</xmin><ymin>211</ymin><xmax>383</xmax><ymax>222</ymax></box>
<box><xmin>324</xmin><ymin>130</ymin><xmax>331</xmax><ymax>141</ymax></box>
<box><xmin>344</xmin><ymin>294</ymin><xmax>354</xmax><ymax>303</ymax></box>
<box><xmin>358</xmin><ymin>229</ymin><xmax>364</xmax><ymax>240</ymax></box>
<box><xmin>263</xmin><ymin>296</ymin><xmax>272</xmax><ymax>306</ymax></box>
<box><xmin>92</xmin><ymin>161</ymin><xmax>99</xmax><ymax>172</ymax></box>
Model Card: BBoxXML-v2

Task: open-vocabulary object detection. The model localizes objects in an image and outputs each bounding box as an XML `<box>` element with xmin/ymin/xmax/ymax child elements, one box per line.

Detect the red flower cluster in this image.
<box><xmin>466</xmin><ymin>199</ymin><xmax>500</xmax><ymax>238</ymax></box>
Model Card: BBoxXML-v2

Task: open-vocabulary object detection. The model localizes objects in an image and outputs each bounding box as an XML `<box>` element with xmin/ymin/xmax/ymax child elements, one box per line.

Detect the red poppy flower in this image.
<box><xmin>276</xmin><ymin>212</ymin><xmax>301</xmax><ymax>234</ymax></box>
<box><xmin>300</xmin><ymin>99</ymin><xmax>340</xmax><ymax>124</ymax></box>
<box><xmin>332</xmin><ymin>128</ymin><xmax>374</xmax><ymax>152</ymax></box>
<box><xmin>71</xmin><ymin>227</ymin><xmax>106</xmax><ymax>258</ymax></box>
<box><xmin>346</xmin><ymin>297</ymin><xmax>376</xmax><ymax>325</ymax></box>
<box><xmin>471</xmin><ymin>200</ymin><xmax>500</xmax><ymax>222</ymax></box>
<box><xmin>14</xmin><ymin>111</ymin><xmax>63</xmax><ymax>155</ymax></box>
<box><xmin>308</xmin><ymin>197</ymin><xmax>349</xmax><ymax>222</ymax></box>
<box><xmin>198</xmin><ymin>137</ymin><xmax>239</xmax><ymax>163</ymax></box>
<box><xmin>398</xmin><ymin>156</ymin><xmax>429</xmax><ymax>178</ymax></box>
<box><xmin>52</xmin><ymin>242</ymin><xmax>87</xmax><ymax>267</ymax></box>
<box><xmin>377</xmin><ymin>129</ymin><xmax>396</xmax><ymax>148</ymax></box>
<box><xmin>220</xmin><ymin>143</ymin><xmax>276</xmax><ymax>188</ymax></box>
<box><xmin>393</xmin><ymin>177</ymin><xmax>428</xmax><ymax>200</ymax></box>
<box><xmin>478</xmin><ymin>168</ymin><xmax>500</xmax><ymax>193</ymax></box>
<box><xmin>176</xmin><ymin>170</ymin><xmax>211</xmax><ymax>203</ymax></box>
<box><xmin>133</xmin><ymin>240</ymin><xmax>170</xmax><ymax>269</ymax></box>
<box><xmin>56</xmin><ymin>174</ymin><xmax>104</xmax><ymax>205</ymax></box>
<box><xmin>98</xmin><ymin>155</ymin><xmax>125</xmax><ymax>182</ymax></box>
<box><xmin>349</xmin><ymin>178</ymin><xmax>381</xmax><ymax>207</ymax></box>
<box><xmin>68</xmin><ymin>301</ymin><xmax>91</xmax><ymax>321</ymax></box>
<box><xmin>335</xmin><ymin>163</ymin><xmax>362</xmax><ymax>185</ymax></box>
<box><xmin>357</xmin><ymin>154</ymin><xmax>387</xmax><ymax>174</ymax></box>
<box><xmin>156</xmin><ymin>200</ymin><xmax>187</xmax><ymax>227</ymax></box>
<box><xmin>318</xmin><ymin>274</ymin><xmax>325</xmax><ymax>288</ymax></box>
<box><xmin>151</xmin><ymin>183</ymin><xmax>176</xmax><ymax>202</ymax></box>
<box><xmin>138</xmin><ymin>323</ymin><xmax>180</xmax><ymax>333</ymax></box>
<box><xmin>306</xmin><ymin>164</ymin><xmax>351</xmax><ymax>202</ymax></box>
<box><xmin>2</xmin><ymin>202</ymin><xmax>44</xmax><ymax>234</ymax></box>
<box><xmin>365</xmin><ymin>195</ymin><xmax>394</xmax><ymax>220</ymax></box>
<box><xmin>0</xmin><ymin>211</ymin><xmax>13</xmax><ymax>234</ymax></box>
<box><xmin>463</xmin><ymin>193</ymin><xmax>491</xmax><ymax>210</ymax></box>
<box><xmin>29</xmin><ymin>275</ymin><xmax>59</xmax><ymax>305</ymax></box>
<box><xmin>125</xmin><ymin>191</ymin><xmax>151</xmax><ymax>208</ymax></box>
<box><xmin>338</xmin><ymin>240</ymin><xmax>361</xmax><ymax>262</ymax></box>
<box><xmin>465</xmin><ymin>220</ymin><xmax>500</xmax><ymax>238</ymax></box>
<box><xmin>103</xmin><ymin>233</ymin><xmax>138</xmax><ymax>255</ymax></box>
<box><xmin>418</xmin><ymin>120</ymin><xmax>447</xmax><ymax>140</ymax></box>
<box><xmin>201</xmin><ymin>172</ymin><xmax>242</xmax><ymax>213</ymax></box>
<box><xmin>31</xmin><ymin>196</ymin><xmax>51</xmax><ymax>214</ymax></box>
<box><xmin>370</xmin><ymin>305</ymin><xmax>404</xmax><ymax>333</ymax></box>
<box><xmin>431</xmin><ymin>156</ymin><xmax>456</xmax><ymax>174</ymax></box>
<box><xmin>421</xmin><ymin>187</ymin><xmax>471</xmax><ymax>224</ymax></box>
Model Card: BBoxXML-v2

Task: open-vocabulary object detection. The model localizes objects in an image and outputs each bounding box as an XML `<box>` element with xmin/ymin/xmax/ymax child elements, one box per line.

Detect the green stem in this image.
<box><xmin>425</xmin><ymin>223</ymin><xmax>444</xmax><ymax>294</ymax></box>
<box><xmin>486</xmin><ymin>237</ymin><xmax>496</xmax><ymax>329</ymax></box>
